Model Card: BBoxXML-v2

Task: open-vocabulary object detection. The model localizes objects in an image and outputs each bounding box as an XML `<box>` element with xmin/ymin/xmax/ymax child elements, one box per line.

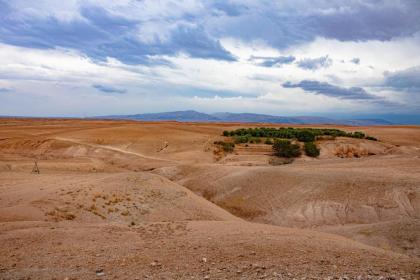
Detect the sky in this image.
<box><xmin>0</xmin><ymin>0</ymin><xmax>420</xmax><ymax>120</ymax></box>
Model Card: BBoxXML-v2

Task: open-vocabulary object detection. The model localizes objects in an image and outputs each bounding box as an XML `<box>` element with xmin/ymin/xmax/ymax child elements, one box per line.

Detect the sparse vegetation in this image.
<box><xmin>223</xmin><ymin>127</ymin><xmax>376</xmax><ymax>142</ymax></box>
<box><xmin>264</xmin><ymin>138</ymin><xmax>273</xmax><ymax>145</ymax></box>
<box><xmin>233</xmin><ymin>135</ymin><xmax>250</xmax><ymax>144</ymax></box>
<box><xmin>249</xmin><ymin>137</ymin><xmax>261</xmax><ymax>144</ymax></box>
<box><xmin>272</xmin><ymin>140</ymin><xmax>301</xmax><ymax>158</ymax></box>
<box><xmin>269</xmin><ymin>157</ymin><xmax>294</xmax><ymax>165</ymax></box>
<box><xmin>304</xmin><ymin>142</ymin><xmax>320</xmax><ymax>157</ymax></box>
<box><xmin>366</xmin><ymin>136</ymin><xmax>378</xmax><ymax>141</ymax></box>
<box><xmin>45</xmin><ymin>207</ymin><xmax>76</xmax><ymax>221</ymax></box>
<box><xmin>214</xmin><ymin>141</ymin><xmax>235</xmax><ymax>152</ymax></box>
<box><xmin>222</xmin><ymin>127</ymin><xmax>378</xmax><ymax>161</ymax></box>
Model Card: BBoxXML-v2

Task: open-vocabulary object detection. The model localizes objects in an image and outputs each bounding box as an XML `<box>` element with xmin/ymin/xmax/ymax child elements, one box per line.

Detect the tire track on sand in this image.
<box><xmin>54</xmin><ymin>137</ymin><xmax>176</xmax><ymax>163</ymax></box>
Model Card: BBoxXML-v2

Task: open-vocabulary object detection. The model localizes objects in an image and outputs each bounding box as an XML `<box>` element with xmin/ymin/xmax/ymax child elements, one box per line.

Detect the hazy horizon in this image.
<box><xmin>2</xmin><ymin>110</ymin><xmax>420</xmax><ymax>124</ymax></box>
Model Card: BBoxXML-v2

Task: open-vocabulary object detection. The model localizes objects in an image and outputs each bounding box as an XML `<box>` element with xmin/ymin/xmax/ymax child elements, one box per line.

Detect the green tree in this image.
<box><xmin>304</xmin><ymin>142</ymin><xmax>320</xmax><ymax>157</ymax></box>
<box><xmin>296</xmin><ymin>130</ymin><xmax>315</xmax><ymax>142</ymax></box>
<box><xmin>273</xmin><ymin>140</ymin><xmax>301</xmax><ymax>158</ymax></box>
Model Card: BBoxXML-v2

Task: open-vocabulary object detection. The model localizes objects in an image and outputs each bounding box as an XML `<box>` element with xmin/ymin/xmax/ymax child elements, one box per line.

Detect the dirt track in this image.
<box><xmin>0</xmin><ymin>119</ymin><xmax>419</xmax><ymax>279</ymax></box>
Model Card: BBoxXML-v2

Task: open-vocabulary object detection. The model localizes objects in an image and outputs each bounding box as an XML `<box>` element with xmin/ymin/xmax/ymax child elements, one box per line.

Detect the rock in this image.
<box><xmin>150</xmin><ymin>261</ymin><xmax>158</xmax><ymax>267</ymax></box>
<box><xmin>95</xmin><ymin>268</ymin><xmax>105</xmax><ymax>277</ymax></box>
<box><xmin>202</xmin><ymin>257</ymin><xmax>207</xmax><ymax>263</ymax></box>
<box><xmin>204</xmin><ymin>275</ymin><xmax>210</xmax><ymax>279</ymax></box>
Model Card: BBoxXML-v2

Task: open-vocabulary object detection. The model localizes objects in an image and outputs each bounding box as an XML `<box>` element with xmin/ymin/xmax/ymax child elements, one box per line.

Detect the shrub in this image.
<box><xmin>296</xmin><ymin>130</ymin><xmax>316</xmax><ymax>142</ymax></box>
<box><xmin>214</xmin><ymin>141</ymin><xmax>235</xmax><ymax>152</ymax></box>
<box><xmin>304</xmin><ymin>142</ymin><xmax>320</xmax><ymax>157</ymax></box>
<box><xmin>222</xmin><ymin>142</ymin><xmax>235</xmax><ymax>153</ymax></box>
<box><xmin>349</xmin><ymin>131</ymin><xmax>366</xmax><ymax>139</ymax></box>
<box><xmin>366</xmin><ymin>136</ymin><xmax>378</xmax><ymax>141</ymax></box>
<box><xmin>273</xmin><ymin>140</ymin><xmax>301</xmax><ymax>158</ymax></box>
<box><xmin>264</xmin><ymin>138</ymin><xmax>273</xmax><ymax>145</ymax></box>
<box><xmin>269</xmin><ymin>157</ymin><xmax>294</xmax><ymax>165</ymax></box>
<box><xmin>222</xmin><ymin>130</ymin><xmax>229</xmax><ymax>137</ymax></box>
<box><xmin>234</xmin><ymin>135</ymin><xmax>250</xmax><ymax>144</ymax></box>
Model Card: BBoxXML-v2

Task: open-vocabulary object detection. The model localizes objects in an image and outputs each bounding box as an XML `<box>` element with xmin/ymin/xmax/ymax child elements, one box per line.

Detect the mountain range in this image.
<box><xmin>94</xmin><ymin>110</ymin><xmax>393</xmax><ymax>125</ymax></box>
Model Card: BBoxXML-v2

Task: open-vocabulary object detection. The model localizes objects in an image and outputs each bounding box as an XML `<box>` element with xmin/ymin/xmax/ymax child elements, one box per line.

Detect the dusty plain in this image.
<box><xmin>0</xmin><ymin>118</ymin><xmax>419</xmax><ymax>279</ymax></box>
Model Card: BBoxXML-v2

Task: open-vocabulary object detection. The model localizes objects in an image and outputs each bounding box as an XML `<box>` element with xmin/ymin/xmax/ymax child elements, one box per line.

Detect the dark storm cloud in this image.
<box><xmin>297</xmin><ymin>56</ymin><xmax>332</xmax><ymax>70</ymax></box>
<box><xmin>283</xmin><ymin>80</ymin><xmax>375</xmax><ymax>100</ymax></box>
<box><xmin>350</xmin><ymin>58</ymin><xmax>360</xmax><ymax>65</ymax></box>
<box><xmin>209</xmin><ymin>1</ymin><xmax>420</xmax><ymax>50</ymax></box>
<box><xmin>250</xmin><ymin>55</ymin><xmax>296</xmax><ymax>67</ymax></box>
<box><xmin>93</xmin><ymin>84</ymin><xmax>127</xmax><ymax>94</ymax></box>
<box><xmin>1</xmin><ymin>1</ymin><xmax>419</xmax><ymax>65</ymax></box>
<box><xmin>311</xmin><ymin>1</ymin><xmax>420</xmax><ymax>42</ymax></box>
<box><xmin>384</xmin><ymin>66</ymin><xmax>420</xmax><ymax>92</ymax></box>
<box><xmin>0</xmin><ymin>3</ymin><xmax>235</xmax><ymax>64</ymax></box>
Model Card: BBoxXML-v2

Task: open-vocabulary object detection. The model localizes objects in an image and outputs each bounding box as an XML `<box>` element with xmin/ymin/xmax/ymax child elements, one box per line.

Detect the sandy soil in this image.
<box><xmin>0</xmin><ymin>118</ymin><xmax>419</xmax><ymax>279</ymax></box>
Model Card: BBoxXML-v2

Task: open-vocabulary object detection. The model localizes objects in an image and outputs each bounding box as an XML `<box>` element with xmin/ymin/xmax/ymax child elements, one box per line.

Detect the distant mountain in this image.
<box><xmin>336</xmin><ymin>119</ymin><xmax>394</xmax><ymax>126</ymax></box>
<box><xmin>211</xmin><ymin>112</ymin><xmax>305</xmax><ymax>124</ymax></box>
<box><xmin>96</xmin><ymin>110</ymin><xmax>219</xmax><ymax>122</ymax></box>
<box><xmin>94</xmin><ymin>110</ymin><xmax>393</xmax><ymax>125</ymax></box>
<box><xmin>211</xmin><ymin>113</ymin><xmax>392</xmax><ymax>125</ymax></box>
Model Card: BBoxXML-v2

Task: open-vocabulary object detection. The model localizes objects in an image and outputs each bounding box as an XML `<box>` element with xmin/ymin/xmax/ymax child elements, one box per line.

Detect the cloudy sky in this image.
<box><xmin>0</xmin><ymin>0</ymin><xmax>420</xmax><ymax>119</ymax></box>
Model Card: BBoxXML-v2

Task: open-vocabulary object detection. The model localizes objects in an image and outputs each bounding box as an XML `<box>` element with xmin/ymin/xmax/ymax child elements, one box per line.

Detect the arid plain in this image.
<box><xmin>0</xmin><ymin>118</ymin><xmax>419</xmax><ymax>279</ymax></box>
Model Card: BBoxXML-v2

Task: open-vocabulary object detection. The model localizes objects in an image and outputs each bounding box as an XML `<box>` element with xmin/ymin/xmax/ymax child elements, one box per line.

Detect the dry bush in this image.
<box><xmin>269</xmin><ymin>157</ymin><xmax>294</xmax><ymax>165</ymax></box>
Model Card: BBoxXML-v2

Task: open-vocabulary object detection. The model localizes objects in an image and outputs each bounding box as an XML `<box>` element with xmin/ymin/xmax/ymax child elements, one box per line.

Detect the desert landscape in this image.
<box><xmin>0</xmin><ymin>118</ymin><xmax>419</xmax><ymax>279</ymax></box>
<box><xmin>2</xmin><ymin>0</ymin><xmax>420</xmax><ymax>278</ymax></box>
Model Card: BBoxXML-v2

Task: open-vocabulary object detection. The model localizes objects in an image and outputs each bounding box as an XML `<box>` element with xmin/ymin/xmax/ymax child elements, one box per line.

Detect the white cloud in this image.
<box><xmin>0</xmin><ymin>44</ymin><xmax>148</xmax><ymax>85</ymax></box>
<box><xmin>1</xmin><ymin>30</ymin><xmax>419</xmax><ymax>116</ymax></box>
